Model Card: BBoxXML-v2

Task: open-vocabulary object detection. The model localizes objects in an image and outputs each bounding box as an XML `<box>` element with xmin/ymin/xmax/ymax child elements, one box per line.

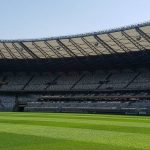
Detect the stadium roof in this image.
<box><xmin>0</xmin><ymin>22</ymin><xmax>150</xmax><ymax>60</ymax></box>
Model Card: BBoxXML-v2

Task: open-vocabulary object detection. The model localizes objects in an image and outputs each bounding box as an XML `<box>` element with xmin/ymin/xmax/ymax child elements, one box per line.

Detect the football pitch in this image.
<box><xmin>0</xmin><ymin>113</ymin><xmax>150</xmax><ymax>150</ymax></box>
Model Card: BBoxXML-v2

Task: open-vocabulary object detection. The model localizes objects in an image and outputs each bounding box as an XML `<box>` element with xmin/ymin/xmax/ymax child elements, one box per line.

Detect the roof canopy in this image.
<box><xmin>0</xmin><ymin>22</ymin><xmax>149</xmax><ymax>60</ymax></box>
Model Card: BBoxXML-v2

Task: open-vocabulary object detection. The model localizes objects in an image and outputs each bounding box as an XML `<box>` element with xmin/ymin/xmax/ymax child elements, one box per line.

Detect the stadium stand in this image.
<box><xmin>0</xmin><ymin>69</ymin><xmax>150</xmax><ymax>91</ymax></box>
<box><xmin>0</xmin><ymin>22</ymin><xmax>150</xmax><ymax>114</ymax></box>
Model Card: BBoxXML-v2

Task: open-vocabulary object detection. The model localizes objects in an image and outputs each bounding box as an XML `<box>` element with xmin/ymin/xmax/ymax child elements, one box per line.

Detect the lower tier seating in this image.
<box><xmin>0</xmin><ymin>69</ymin><xmax>150</xmax><ymax>91</ymax></box>
<box><xmin>24</xmin><ymin>100</ymin><xmax>150</xmax><ymax>115</ymax></box>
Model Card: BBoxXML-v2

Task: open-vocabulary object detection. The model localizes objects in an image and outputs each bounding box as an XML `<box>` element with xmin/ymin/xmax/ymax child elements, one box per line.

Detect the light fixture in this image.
<box><xmin>94</xmin><ymin>42</ymin><xmax>99</xmax><ymax>47</ymax></box>
<box><xmin>57</xmin><ymin>47</ymin><xmax>60</xmax><ymax>50</ymax></box>
<box><xmin>136</xmin><ymin>36</ymin><xmax>141</xmax><ymax>41</ymax></box>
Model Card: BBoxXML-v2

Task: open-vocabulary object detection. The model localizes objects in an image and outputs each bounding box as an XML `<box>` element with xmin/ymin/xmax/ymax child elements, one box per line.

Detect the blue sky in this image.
<box><xmin>0</xmin><ymin>0</ymin><xmax>149</xmax><ymax>40</ymax></box>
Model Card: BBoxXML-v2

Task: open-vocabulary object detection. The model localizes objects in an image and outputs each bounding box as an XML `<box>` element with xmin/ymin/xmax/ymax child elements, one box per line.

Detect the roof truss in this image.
<box><xmin>3</xmin><ymin>43</ymin><xmax>16</xmax><ymax>59</ymax></box>
<box><xmin>135</xmin><ymin>27</ymin><xmax>150</xmax><ymax>43</ymax></box>
<box><xmin>69</xmin><ymin>38</ymin><xmax>89</xmax><ymax>56</ymax></box>
<box><xmin>19</xmin><ymin>42</ymin><xmax>39</xmax><ymax>59</ymax></box>
<box><xmin>32</xmin><ymin>42</ymin><xmax>50</xmax><ymax>58</ymax></box>
<box><xmin>121</xmin><ymin>31</ymin><xmax>145</xmax><ymax>51</ymax></box>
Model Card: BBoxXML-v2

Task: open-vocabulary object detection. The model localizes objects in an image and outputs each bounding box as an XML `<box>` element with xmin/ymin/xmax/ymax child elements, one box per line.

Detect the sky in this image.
<box><xmin>0</xmin><ymin>0</ymin><xmax>149</xmax><ymax>40</ymax></box>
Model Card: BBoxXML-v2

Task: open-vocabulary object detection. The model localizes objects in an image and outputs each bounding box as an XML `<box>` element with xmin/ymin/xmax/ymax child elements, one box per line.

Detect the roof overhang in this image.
<box><xmin>0</xmin><ymin>22</ymin><xmax>149</xmax><ymax>60</ymax></box>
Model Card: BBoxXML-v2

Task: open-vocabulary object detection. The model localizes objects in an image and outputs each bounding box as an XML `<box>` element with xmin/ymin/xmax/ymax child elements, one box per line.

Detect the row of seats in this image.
<box><xmin>1</xmin><ymin>92</ymin><xmax>150</xmax><ymax>112</ymax></box>
<box><xmin>25</xmin><ymin>100</ymin><xmax>150</xmax><ymax>113</ymax></box>
<box><xmin>0</xmin><ymin>70</ymin><xmax>150</xmax><ymax>91</ymax></box>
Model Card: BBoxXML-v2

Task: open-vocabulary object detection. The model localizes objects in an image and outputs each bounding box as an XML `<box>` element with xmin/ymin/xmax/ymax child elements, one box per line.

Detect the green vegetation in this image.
<box><xmin>0</xmin><ymin>112</ymin><xmax>150</xmax><ymax>150</ymax></box>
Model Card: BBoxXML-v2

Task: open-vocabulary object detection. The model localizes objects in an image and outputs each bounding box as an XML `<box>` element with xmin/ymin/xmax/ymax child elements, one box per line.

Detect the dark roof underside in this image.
<box><xmin>0</xmin><ymin>22</ymin><xmax>149</xmax><ymax>71</ymax></box>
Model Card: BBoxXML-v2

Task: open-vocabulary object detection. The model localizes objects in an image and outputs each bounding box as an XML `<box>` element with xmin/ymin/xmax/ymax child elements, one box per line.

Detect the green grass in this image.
<box><xmin>0</xmin><ymin>112</ymin><xmax>150</xmax><ymax>150</ymax></box>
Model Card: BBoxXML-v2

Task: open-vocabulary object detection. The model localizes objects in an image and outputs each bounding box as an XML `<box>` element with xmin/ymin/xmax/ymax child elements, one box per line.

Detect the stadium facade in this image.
<box><xmin>0</xmin><ymin>22</ymin><xmax>150</xmax><ymax>115</ymax></box>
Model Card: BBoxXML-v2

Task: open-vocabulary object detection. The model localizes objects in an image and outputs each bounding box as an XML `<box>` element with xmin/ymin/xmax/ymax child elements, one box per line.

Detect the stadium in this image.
<box><xmin>0</xmin><ymin>1</ymin><xmax>150</xmax><ymax>148</ymax></box>
<box><xmin>0</xmin><ymin>22</ymin><xmax>150</xmax><ymax>115</ymax></box>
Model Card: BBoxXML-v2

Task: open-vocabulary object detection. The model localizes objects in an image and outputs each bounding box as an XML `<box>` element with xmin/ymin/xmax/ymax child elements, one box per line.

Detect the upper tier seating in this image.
<box><xmin>0</xmin><ymin>69</ymin><xmax>150</xmax><ymax>91</ymax></box>
<box><xmin>73</xmin><ymin>71</ymin><xmax>107</xmax><ymax>90</ymax></box>
<box><xmin>128</xmin><ymin>72</ymin><xmax>150</xmax><ymax>89</ymax></box>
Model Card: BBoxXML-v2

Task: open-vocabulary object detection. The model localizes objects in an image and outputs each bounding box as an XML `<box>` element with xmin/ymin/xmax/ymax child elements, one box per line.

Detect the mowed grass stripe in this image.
<box><xmin>0</xmin><ymin>119</ymin><xmax>150</xmax><ymax>135</ymax></box>
<box><xmin>0</xmin><ymin>112</ymin><xmax>149</xmax><ymax>121</ymax></box>
<box><xmin>1</xmin><ymin>113</ymin><xmax>150</xmax><ymax>150</ymax></box>
<box><xmin>0</xmin><ymin>132</ymin><xmax>142</xmax><ymax>150</ymax></box>
<box><xmin>0</xmin><ymin>115</ymin><xmax>150</xmax><ymax>128</ymax></box>
<box><xmin>1</xmin><ymin>112</ymin><xmax>150</xmax><ymax>123</ymax></box>
<box><xmin>1</xmin><ymin>112</ymin><xmax>149</xmax><ymax>119</ymax></box>
<box><xmin>0</xmin><ymin>123</ymin><xmax>150</xmax><ymax>150</ymax></box>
